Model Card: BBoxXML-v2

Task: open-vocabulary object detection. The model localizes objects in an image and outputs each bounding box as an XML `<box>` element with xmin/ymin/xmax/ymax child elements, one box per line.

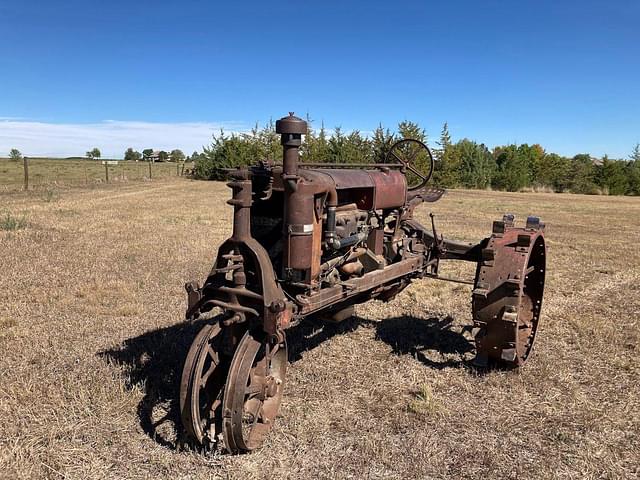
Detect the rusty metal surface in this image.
<box><xmin>314</xmin><ymin>169</ymin><xmax>375</xmax><ymax>189</ymax></box>
<box><xmin>369</xmin><ymin>170</ymin><xmax>407</xmax><ymax>209</ymax></box>
<box><xmin>297</xmin><ymin>255</ymin><xmax>424</xmax><ymax>315</ymax></box>
<box><xmin>472</xmin><ymin>216</ymin><xmax>546</xmax><ymax>367</ymax></box>
<box><xmin>180</xmin><ymin>322</ymin><xmax>232</xmax><ymax>449</ymax></box>
<box><xmin>408</xmin><ymin>186</ymin><xmax>446</xmax><ymax>203</ymax></box>
<box><xmin>222</xmin><ymin>330</ymin><xmax>287</xmax><ymax>453</ymax></box>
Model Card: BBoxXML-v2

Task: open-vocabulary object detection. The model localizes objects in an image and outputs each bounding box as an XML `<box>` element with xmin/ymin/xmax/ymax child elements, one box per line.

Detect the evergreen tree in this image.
<box><xmin>537</xmin><ymin>153</ymin><xmax>571</xmax><ymax>192</ymax></box>
<box><xmin>302</xmin><ymin>121</ymin><xmax>330</xmax><ymax>163</ymax></box>
<box><xmin>569</xmin><ymin>154</ymin><xmax>598</xmax><ymax>194</ymax></box>
<box><xmin>626</xmin><ymin>161</ymin><xmax>640</xmax><ymax>195</ymax></box>
<box><xmin>492</xmin><ymin>144</ymin><xmax>530</xmax><ymax>191</ymax></box>
<box><xmin>456</xmin><ymin>139</ymin><xmax>495</xmax><ymax>189</ymax></box>
<box><xmin>328</xmin><ymin>127</ymin><xmax>346</xmax><ymax>163</ymax></box>
<box><xmin>397</xmin><ymin>120</ymin><xmax>427</xmax><ymax>143</ymax></box>
<box><xmin>371</xmin><ymin>124</ymin><xmax>396</xmax><ymax>163</ymax></box>
<box><xmin>187</xmin><ymin>115</ymin><xmax>638</xmax><ymax>197</ymax></box>
<box><xmin>432</xmin><ymin>122</ymin><xmax>460</xmax><ymax>187</ymax></box>
<box><xmin>436</xmin><ymin>122</ymin><xmax>451</xmax><ymax>152</ymax></box>
<box><xmin>627</xmin><ymin>144</ymin><xmax>640</xmax><ymax>195</ymax></box>
<box><xmin>596</xmin><ymin>155</ymin><xmax>628</xmax><ymax>195</ymax></box>
<box><xmin>343</xmin><ymin>130</ymin><xmax>371</xmax><ymax>164</ymax></box>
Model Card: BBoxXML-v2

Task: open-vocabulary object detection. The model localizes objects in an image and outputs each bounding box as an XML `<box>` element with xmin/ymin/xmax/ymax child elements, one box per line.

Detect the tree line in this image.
<box><xmin>193</xmin><ymin>120</ymin><xmax>640</xmax><ymax>196</ymax></box>
<box><xmin>123</xmin><ymin>148</ymin><xmax>199</xmax><ymax>163</ymax></box>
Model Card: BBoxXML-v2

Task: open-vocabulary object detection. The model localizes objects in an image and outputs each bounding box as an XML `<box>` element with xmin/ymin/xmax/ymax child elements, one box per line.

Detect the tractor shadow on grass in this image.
<box><xmin>99</xmin><ymin>319</ymin><xmax>209</xmax><ymax>450</ymax></box>
<box><xmin>288</xmin><ymin>313</ymin><xmax>474</xmax><ymax>370</ymax></box>
<box><xmin>368</xmin><ymin>314</ymin><xmax>475</xmax><ymax>369</ymax></box>
<box><xmin>99</xmin><ymin>313</ymin><xmax>472</xmax><ymax>450</ymax></box>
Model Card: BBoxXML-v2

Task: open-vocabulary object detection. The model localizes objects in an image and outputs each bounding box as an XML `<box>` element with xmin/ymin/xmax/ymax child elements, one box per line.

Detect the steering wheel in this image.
<box><xmin>385</xmin><ymin>138</ymin><xmax>434</xmax><ymax>191</ymax></box>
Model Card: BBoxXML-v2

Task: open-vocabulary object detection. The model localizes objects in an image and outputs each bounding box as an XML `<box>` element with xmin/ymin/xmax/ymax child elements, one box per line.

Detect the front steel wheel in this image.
<box><xmin>180</xmin><ymin>322</ymin><xmax>230</xmax><ymax>448</ymax></box>
<box><xmin>222</xmin><ymin>330</ymin><xmax>288</xmax><ymax>453</ymax></box>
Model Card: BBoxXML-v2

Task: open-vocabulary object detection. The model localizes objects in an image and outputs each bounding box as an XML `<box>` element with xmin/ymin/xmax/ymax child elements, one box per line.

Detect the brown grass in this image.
<box><xmin>0</xmin><ymin>158</ymin><xmax>184</xmax><ymax>192</ymax></box>
<box><xmin>0</xmin><ymin>179</ymin><xmax>638</xmax><ymax>479</ymax></box>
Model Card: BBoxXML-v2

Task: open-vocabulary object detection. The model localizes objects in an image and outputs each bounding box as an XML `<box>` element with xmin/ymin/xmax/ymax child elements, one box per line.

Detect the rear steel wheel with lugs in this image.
<box><xmin>222</xmin><ymin>330</ymin><xmax>287</xmax><ymax>453</ymax></box>
<box><xmin>472</xmin><ymin>215</ymin><xmax>546</xmax><ymax>368</ymax></box>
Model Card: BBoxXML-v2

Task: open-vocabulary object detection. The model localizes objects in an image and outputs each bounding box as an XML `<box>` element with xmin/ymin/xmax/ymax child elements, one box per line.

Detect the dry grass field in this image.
<box><xmin>1</xmin><ymin>178</ymin><xmax>638</xmax><ymax>479</ymax></box>
<box><xmin>0</xmin><ymin>158</ymin><xmax>183</xmax><ymax>191</ymax></box>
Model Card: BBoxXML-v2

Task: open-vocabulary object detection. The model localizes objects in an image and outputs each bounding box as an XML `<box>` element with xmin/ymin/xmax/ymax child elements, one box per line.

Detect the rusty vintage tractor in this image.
<box><xmin>180</xmin><ymin>113</ymin><xmax>546</xmax><ymax>453</ymax></box>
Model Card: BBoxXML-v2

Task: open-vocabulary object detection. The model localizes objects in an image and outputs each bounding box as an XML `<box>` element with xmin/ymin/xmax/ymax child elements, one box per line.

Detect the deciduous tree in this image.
<box><xmin>170</xmin><ymin>149</ymin><xmax>185</xmax><ymax>163</ymax></box>
<box><xmin>9</xmin><ymin>148</ymin><xmax>22</xmax><ymax>162</ymax></box>
<box><xmin>86</xmin><ymin>148</ymin><xmax>101</xmax><ymax>160</ymax></box>
<box><xmin>124</xmin><ymin>148</ymin><xmax>142</xmax><ymax>161</ymax></box>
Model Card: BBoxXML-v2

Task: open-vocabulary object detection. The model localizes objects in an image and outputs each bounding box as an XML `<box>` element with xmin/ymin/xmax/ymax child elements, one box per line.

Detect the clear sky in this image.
<box><xmin>1</xmin><ymin>0</ymin><xmax>638</xmax><ymax>158</ymax></box>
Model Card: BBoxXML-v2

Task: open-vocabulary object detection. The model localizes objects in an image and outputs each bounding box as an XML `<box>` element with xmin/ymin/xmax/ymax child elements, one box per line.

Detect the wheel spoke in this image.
<box><xmin>207</xmin><ymin>345</ymin><xmax>217</xmax><ymax>360</ymax></box>
<box><xmin>390</xmin><ymin>150</ymin><xmax>404</xmax><ymax>164</ymax></box>
<box><xmin>408</xmin><ymin>164</ymin><xmax>426</xmax><ymax>180</ymax></box>
<box><xmin>406</xmin><ymin>146</ymin><xmax>420</xmax><ymax>164</ymax></box>
<box><xmin>251</xmin><ymin>402</ymin><xmax>264</xmax><ymax>429</ymax></box>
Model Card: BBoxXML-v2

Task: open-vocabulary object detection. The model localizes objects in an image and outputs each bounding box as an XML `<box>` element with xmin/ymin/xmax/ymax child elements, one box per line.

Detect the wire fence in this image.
<box><xmin>0</xmin><ymin>158</ymin><xmax>195</xmax><ymax>192</ymax></box>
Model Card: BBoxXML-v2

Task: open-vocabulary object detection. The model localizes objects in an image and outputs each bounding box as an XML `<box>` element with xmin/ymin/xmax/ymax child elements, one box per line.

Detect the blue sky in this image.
<box><xmin>0</xmin><ymin>0</ymin><xmax>638</xmax><ymax>158</ymax></box>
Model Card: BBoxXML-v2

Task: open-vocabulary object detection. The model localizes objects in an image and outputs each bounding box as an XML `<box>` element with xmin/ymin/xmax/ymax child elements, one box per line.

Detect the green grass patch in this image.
<box><xmin>0</xmin><ymin>212</ymin><xmax>28</xmax><ymax>231</ymax></box>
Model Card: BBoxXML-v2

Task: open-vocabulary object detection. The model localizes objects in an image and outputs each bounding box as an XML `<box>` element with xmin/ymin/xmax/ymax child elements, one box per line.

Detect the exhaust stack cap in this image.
<box><xmin>276</xmin><ymin>112</ymin><xmax>307</xmax><ymax>135</ymax></box>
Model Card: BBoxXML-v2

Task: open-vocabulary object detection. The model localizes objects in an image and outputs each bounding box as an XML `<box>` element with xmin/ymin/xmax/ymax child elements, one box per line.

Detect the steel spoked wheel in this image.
<box><xmin>222</xmin><ymin>330</ymin><xmax>287</xmax><ymax>453</ymax></box>
<box><xmin>180</xmin><ymin>322</ymin><xmax>230</xmax><ymax>449</ymax></box>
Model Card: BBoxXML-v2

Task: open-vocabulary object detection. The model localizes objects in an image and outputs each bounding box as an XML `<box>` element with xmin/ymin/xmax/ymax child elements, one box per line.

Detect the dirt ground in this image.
<box><xmin>1</xmin><ymin>179</ymin><xmax>638</xmax><ymax>479</ymax></box>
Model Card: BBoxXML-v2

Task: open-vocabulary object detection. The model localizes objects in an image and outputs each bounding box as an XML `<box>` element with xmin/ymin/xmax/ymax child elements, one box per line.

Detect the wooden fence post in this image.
<box><xmin>148</xmin><ymin>161</ymin><xmax>152</xmax><ymax>180</ymax></box>
<box><xmin>23</xmin><ymin>156</ymin><xmax>29</xmax><ymax>190</ymax></box>
<box><xmin>104</xmin><ymin>162</ymin><xmax>109</xmax><ymax>183</ymax></box>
